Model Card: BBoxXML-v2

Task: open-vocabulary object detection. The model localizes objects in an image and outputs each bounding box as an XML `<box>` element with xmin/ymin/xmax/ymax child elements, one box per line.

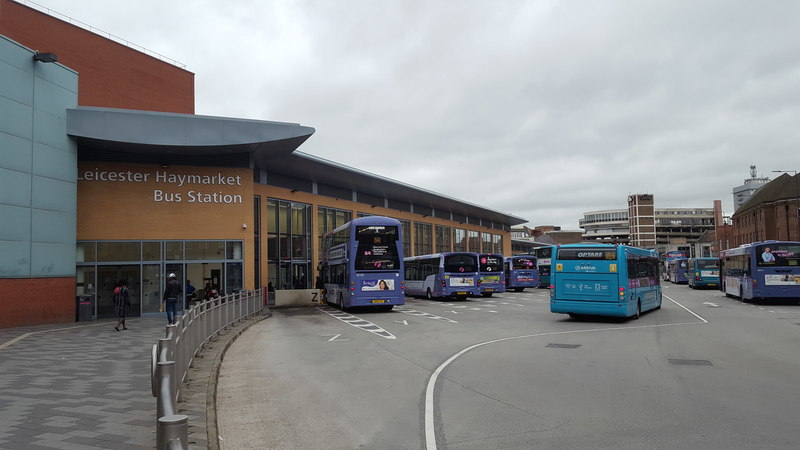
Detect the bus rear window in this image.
<box><xmin>444</xmin><ymin>254</ymin><xmax>478</xmax><ymax>273</ymax></box>
<box><xmin>479</xmin><ymin>254</ymin><xmax>503</xmax><ymax>272</ymax></box>
<box><xmin>696</xmin><ymin>259</ymin><xmax>719</xmax><ymax>269</ymax></box>
<box><xmin>512</xmin><ymin>257</ymin><xmax>536</xmax><ymax>270</ymax></box>
<box><xmin>557</xmin><ymin>248</ymin><xmax>617</xmax><ymax>261</ymax></box>
<box><xmin>354</xmin><ymin>225</ymin><xmax>400</xmax><ymax>271</ymax></box>
<box><xmin>756</xmin><ymin>244</ymin><xmax>800</xmax><ymax>267</ymax></box>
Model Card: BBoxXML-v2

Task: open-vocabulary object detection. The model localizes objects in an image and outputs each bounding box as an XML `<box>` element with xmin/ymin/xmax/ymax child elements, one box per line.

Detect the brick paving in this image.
<box><xmin>0</xmin><ymin>311</ymin><xmax>269</xmax><ymax>450</ymax></box>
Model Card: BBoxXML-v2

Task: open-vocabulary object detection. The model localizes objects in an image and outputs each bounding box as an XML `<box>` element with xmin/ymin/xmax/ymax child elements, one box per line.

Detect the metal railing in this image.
<box><xmin>151</xmin><ymin>289</ymin><xmax>265</xmax><ymax>449</ymax></box>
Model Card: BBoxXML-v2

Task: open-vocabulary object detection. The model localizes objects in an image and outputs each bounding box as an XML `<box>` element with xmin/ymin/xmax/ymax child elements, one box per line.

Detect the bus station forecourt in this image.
<box><xmin>1</xmin><ymin>241</ymin><xmax>799</xmax><ymax>448</ymax></box>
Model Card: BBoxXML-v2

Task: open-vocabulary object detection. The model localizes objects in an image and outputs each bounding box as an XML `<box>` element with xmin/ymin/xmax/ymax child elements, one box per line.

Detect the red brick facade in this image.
<box><xmin>0</xmin><ymin>278</ymin><xmax>76</xmax><ymax>328</ymax></box>
<box><xmin>0</xmin><ymin>0</ymin><xmax>195</xmax><ymax>114</ymax></box>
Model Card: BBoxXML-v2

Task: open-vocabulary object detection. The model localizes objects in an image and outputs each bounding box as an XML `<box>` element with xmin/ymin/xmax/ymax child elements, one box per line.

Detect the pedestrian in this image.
<box><xmin>114</xmin><ymin>279</ymin><xmax>131</xmax><ymax>331</ymax></box>
<box><xmin>163</xmin><ymin>273</ymin><xmax>181</xmax><ymax>325</ymax></box>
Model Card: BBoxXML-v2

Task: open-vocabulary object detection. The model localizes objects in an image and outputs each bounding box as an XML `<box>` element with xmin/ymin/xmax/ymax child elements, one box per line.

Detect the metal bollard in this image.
<box><xmin>156</xmin><ymin>360</ymin><xmax>177</xmax><ymax>420</ymax></box>
<box><xmin>157</xmin><ymin>414</ymin><xmax>188</xmax><ymax>450</ymax></box>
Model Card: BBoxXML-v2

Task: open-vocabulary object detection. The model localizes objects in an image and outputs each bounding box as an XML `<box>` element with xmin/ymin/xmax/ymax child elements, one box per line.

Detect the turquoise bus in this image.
<box><xmin>534</xmin><ymin>246</ymin><xmax>553</xmax><ymax>288</ymax></box>
<box><xmin>404</xmin><ymin>252</ymin><xmax>480</xmax><ymax>300</ymax></box>
<box><xmin>550</xmin><ymin>244</ymin><xmax>662</xmax><ymax>319</ymax></box>
<box><xmin>687</xmin><ymin>257</ymin><xmax>720</xmax><ymax>289</ymax></box>
<box><xmin>319</xmin><ymin>216</ymin><xmax>405</xmax><ymax>310</ymax></box>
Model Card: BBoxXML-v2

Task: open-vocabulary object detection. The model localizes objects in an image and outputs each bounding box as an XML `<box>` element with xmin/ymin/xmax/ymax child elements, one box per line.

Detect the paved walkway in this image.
<box><xmin>0</xmin><ymin>311</ymin><xmax>269</xmax><ymax>449</ymax></box>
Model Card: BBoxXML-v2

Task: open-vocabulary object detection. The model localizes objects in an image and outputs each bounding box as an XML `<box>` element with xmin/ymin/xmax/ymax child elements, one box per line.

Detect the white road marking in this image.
<box><xmin>395</xmin><ymin>308</ymin><xmax>457</xmax><ymax>323</ymax></box>
<box><xmin>317</xmin><ymin>307</ymin><xmax>397</xmax><ymax>340</ymax></box>
<box><xmin>424</xmin><ymin>296</ymin><xmax>708</xmax><ymax>449</ymax></box>
<box><xmin>322</xmin><ymin>333</ymin><xmax>349</xmax><ymax>342</ymax></box>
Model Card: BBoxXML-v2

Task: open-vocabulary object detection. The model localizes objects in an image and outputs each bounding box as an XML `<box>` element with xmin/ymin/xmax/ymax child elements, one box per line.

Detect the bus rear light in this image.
<box><xmin>549</xmin><ymin>285</ymin><xmax>555</xmax><ymax>289</ymax></box>
<box><xmin>441</xmin><ymin>280</ymin><xmax>446</xmax><ymax>288</ymax></box>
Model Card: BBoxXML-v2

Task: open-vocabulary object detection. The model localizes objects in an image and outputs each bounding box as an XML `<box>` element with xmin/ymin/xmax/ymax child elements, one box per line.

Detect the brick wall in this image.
<box><xmin>0</xmin><ymin>0</ymin><xmax>195</xmax><ymax>113</ymax></box>
<box><xmin>0</xmin><ymin>277</ymin><xmax>76</xmax><ymax>328</ymax></box>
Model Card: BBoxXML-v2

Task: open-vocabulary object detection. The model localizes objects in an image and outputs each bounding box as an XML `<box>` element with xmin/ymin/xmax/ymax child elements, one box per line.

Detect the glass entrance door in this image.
<box><xmin>96</xmin><ymin>265</ymin><xmax>140</xmax><ymax>318</ymax></box>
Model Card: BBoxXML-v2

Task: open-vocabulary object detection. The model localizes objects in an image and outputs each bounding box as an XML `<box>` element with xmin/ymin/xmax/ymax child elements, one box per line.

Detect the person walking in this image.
<box><xmin>114</xmin><ymin>279</ymin><xmax>131</xmax><ymax>331</ymax></box>
<box><xmin>162</xmin><ymin>273</ymin><xmax>181</xmax><ymax>325</ymax></box>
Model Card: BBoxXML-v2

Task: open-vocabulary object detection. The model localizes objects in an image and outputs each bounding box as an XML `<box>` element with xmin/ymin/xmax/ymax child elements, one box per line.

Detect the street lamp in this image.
<box><xmin>772</xmin><ymin>170</ymin><xmax>800</xmax><ymax>240</ymax></box>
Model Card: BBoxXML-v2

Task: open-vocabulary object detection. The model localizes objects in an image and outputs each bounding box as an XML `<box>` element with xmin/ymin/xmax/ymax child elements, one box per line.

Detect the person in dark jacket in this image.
<box><xmin>162</xmin><ymin>273</ymin><xmax>181</xmax><ymax>325</ymax></box>
<box><xmin>114</xmin><ymin>279</ymin><xmax>131</xmax><ymax>331</ymax></box>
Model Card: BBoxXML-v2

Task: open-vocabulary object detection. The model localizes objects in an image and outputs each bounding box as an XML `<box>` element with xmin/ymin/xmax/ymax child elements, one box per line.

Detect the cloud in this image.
<box><xmin>39</xmin><ymin>0</ymin><xmax>800</xmax><ymax>228</ymax></box>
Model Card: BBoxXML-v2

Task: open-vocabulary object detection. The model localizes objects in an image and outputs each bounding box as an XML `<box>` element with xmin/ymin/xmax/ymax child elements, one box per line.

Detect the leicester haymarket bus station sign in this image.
<box><xmin>78</xmin><ymin>168</ymin><xmax>244</xmax><ymax>204</ymax></box>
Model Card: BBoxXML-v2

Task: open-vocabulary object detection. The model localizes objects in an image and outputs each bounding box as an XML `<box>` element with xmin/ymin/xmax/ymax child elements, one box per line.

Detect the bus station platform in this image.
<box><xmin>0</xmin><ymin>311</ymin><xmax>268</xmax><ymax>449</ymax></box>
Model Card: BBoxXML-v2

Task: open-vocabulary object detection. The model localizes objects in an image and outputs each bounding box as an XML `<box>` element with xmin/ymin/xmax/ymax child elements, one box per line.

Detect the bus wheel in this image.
<box><xmin>338</xmin><ymin>293</ymin><xmax>347</xmax><ymax>311</ymax></box>
<box><xmin>482</xmin><ymin>292</ymin><xmax>493</xmax><ymax>297</ymax></box>
<box><xmin>514</xmin><ymin>288</ymin><xmax>523</xmax><ymax>292</ymax></box>
<box><xmin>633</xmin><ymin>301</ymin><xmax>641</xmax><ymax>320</ymax></box>
<box><xmin>426</xmin><ymin>288</ymin><xmax>433</xmax><ymax>300</ymax></box>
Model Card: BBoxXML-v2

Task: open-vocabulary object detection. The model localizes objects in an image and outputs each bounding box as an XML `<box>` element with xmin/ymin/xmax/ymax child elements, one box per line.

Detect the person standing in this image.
<box><xmin>114</xmin><ymin>279</ymin><xmax>131</xmax><ymax>331</ymax></box>
<box><xmin>163</xmin><ymin>273</ymin><xmax>181</xmax><ymax>325</ymax></box>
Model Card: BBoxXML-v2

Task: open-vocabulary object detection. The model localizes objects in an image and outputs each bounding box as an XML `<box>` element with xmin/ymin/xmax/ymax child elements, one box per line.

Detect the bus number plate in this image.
<box><xmin>456</xmin><ymin>291</ymin><xmax>468</xmax><ymax>296</ymax></box>
<box><xmin>371</xmin><ymin>299</ymin><xmax>386</xmax><ymax>304</ymax></box>
<box><xmin>485</xmin><ymin>288</ymin><xmax>494</xmax><ymax>292</ymax></box>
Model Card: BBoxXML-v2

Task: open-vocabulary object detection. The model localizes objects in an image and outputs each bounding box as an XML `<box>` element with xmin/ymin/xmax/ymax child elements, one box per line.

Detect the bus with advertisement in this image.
<box><xmin>319</xmin><ymin>216</ymin><xmax>405</xmax><ymax>310</ymax></box>
<box><xmin>667</xmin><ymin>257</ymin><xmax>689</xmax><ymax>284</ymax></box>
<box><xmin>534</xmin><ymin>246</ymin><xmax>553</xmax><ymax>288</ymax></box>
<box><xmin>719</xmin><ymin>241</ymin><xmax>800</xmax><ymax>302</ymax></box>
<box><xmin>662</xmin><ymin>250</ymin><xmax>686</xmax><ymax>281</ymax></box>
<box><xmin>504</xmin><ymin>255</ymin><xmax>540</xmax><ymax>292</ymax></box>
<box><xmin>687</xmin><ymin>257</ymin><xmax>720</xmax><ymax>289</ymax></box>
<box><xmin>477</xmin><ymin>253</ymin><xmax>506</xmax><ymax>296</ymax></box>
<box><xmin>404</xmin><ymin>252</ymin><xmax>480</xmax><ymax>300</ymax></box>
<box><xmin>550</xmin><ymin>244</ymin><xmax>662</xmax><ymax>319</ymax></box>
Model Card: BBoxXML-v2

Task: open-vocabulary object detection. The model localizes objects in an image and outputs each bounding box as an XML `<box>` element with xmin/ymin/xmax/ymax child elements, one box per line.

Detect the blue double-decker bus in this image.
<box><xmin>550</xmin><ymin>244</ymin><xmax>662</xmax><ymax>319</ymax></box>
<box><xmin>477</xmin><ymin>253</ymin><xmax>505</xmax><ymax>297</ymax></box>
<box><xmin>319</xmin><ymin>216</ymin><xmax>405</xmax><ymax>310</ymax></box>
<box><xmin>504</xmin><ymin>255</ymin><xmax>539</xmax><ymax>292</ymax></box>
<box><xmin>687</xmin><ymin>257</ymin><xmax>720</xmax><ymax>289</ymax></box>
<box><xmin>404</xmin><ymin>252</ymin><xmax>480</xmax><ymax>300</ymax></box>
<box><xmin>720</xmin><ymin>241</ymin><xmax>800</xmax><ymax>302</ymax></box>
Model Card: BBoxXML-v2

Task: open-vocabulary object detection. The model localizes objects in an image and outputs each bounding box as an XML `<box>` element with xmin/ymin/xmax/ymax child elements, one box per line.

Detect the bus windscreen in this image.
<box><xmin>444</xmin><ymin>254</ymin><xmax>478</xmax><ymax>273</ymax></box>
<box><xmin>756</xmin><ymin>244</ymin><xmax>800</xmax><ymax>267</ymax></box>
<box><xmin>354</xmin><ymin>225</ymin><xmax>400</xmax><ymax>270</ymax></box>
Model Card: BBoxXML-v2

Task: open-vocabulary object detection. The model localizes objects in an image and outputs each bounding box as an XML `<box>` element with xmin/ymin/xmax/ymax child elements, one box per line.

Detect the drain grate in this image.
<box><xmin>546</xmin><ymin>343</ymin><xmax>581</xmax><ymax>349</ymax></box>
<box><xmin>669</xmin><ymin>359</ymin><xmax>712</xmax><ymax>366</ymax></box>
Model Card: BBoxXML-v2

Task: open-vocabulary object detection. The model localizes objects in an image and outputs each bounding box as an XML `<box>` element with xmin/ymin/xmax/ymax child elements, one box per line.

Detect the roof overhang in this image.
<box><xmin>269</xmin><ymin>152</ymin><xmax>528</xmax><ymax>227</ymax></box>
<box><xmin>67</xmin><ymin>106</ymin><xmax>315</xmax><ymax>161</ymax></box>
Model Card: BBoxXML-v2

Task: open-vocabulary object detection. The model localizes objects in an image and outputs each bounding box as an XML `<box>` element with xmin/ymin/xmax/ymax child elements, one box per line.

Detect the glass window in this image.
<box><xmin>468</xmin><ymin>230</ymin><xmax>480</xmax><ymax>252</ymax></box>
<box><xmin>435</xmin><ymin>225</ymin><xmax>451</xmax><ymax>253</ymax></box>
<box><xmin>493</xmin><ymin>234</ymin><xmax>503</xmax><ymax>254</ymax></box>
<box><xmin>185</xmin><ymin>241</ymin><xmax>225</xmax><ymax>260</ymax></box>
<box><xmin>143</xmin><ymin>242</ymin><xmax>160</xmax><ymax>261</ymax></box>
<box><xmin>414</xmin><ymin>222</ymin><xmax>433</xmax><ymax>256</ymax></box>
<box><xmin>398</xmin><ymin>219</ymin><xmax>411</xmax><ymax>257</ymax></box>
<box><xmin>165</xmin><ymin>242</ymin><xmax>184</xmax><ymax>260</ymax></box>
<box><xmin>454</xmin><ymin>228</ymin><xmax>466</xmax><ymax>252</ymax></box>
<box><xmin>97</xmin><ymin>242</ymin><xmax>140</xmax><ymax>262</ymax></box>
<box><xmin>76</xmin><ymin>242</ymin><xmax>96</xmax><ymax>262</ymax></box>
<box><xmin>226</xmin><ymin>262</ymin><xmax>244</xmax><ymax>292</ymax></box>
<box><xmin>226</xmin><ymin>241</ymin><xmax>243</xmax><ymax>260</ymax></box>
<box><xmin>444</xmin><ymin>253</ymin><xmax>478</xmax><ymax>273</ymax></box>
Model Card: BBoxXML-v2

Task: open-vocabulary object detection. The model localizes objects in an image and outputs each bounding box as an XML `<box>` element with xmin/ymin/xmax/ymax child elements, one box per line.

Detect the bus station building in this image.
<box><xmin>0</xmin><ymin>0</ymin><xmax>526</xmax><ymax>328</ymax></box>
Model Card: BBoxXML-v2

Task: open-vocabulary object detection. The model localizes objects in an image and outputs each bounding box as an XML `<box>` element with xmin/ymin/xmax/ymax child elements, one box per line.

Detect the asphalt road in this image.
<box><xmin>215</xmin><ymin>284</ymin><xmax>800</xmax><ymax>449</ymax></box>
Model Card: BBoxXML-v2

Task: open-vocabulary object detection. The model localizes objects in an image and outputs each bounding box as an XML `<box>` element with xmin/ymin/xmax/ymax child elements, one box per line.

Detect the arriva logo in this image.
<box><xmin>574</xmin><ymin>263</ymin><xmax>596</xmax><ymax>271</ymax></box>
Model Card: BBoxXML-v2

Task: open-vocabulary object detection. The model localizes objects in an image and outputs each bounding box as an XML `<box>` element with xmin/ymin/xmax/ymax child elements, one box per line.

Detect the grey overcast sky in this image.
<box><xmin>28</xmin><ymin>0</ymin><xmax>799</xmax><ymax>229</ymax></box>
